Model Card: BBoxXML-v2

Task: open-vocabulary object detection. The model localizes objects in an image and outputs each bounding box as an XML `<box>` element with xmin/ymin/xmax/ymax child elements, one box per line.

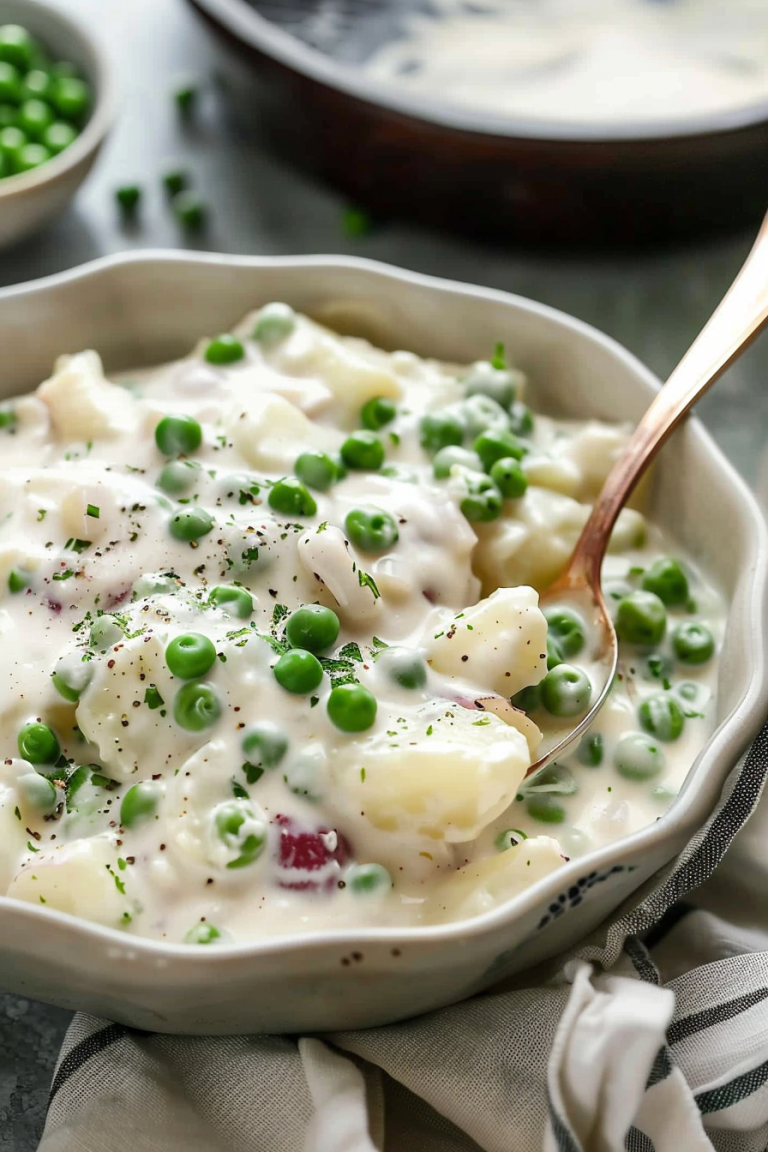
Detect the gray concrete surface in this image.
<box><xmin>0</xmin><ymin>0</ymin><xmax>765</xmax><ymax>1146</ymax></box>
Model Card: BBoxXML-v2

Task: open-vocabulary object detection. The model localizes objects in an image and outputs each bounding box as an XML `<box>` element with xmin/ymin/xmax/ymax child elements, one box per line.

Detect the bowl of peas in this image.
<box><xmin>0</xmin><ymin>0</ymin><xmax>113</xmax><ymax>249</ymax></box>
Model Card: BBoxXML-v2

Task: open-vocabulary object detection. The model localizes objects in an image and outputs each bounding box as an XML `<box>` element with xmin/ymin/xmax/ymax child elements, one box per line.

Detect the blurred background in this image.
<box><xmin>0</xmin><ymin>2</ymin><xmax>767</xmax><ymax>1141</ymax></box>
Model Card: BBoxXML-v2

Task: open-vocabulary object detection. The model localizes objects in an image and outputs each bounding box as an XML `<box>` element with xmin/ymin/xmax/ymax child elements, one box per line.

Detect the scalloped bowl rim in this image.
<box><xmin>0</xmin><ymin>0</ymin><xmax>115</xmax><ymax>199</ymax></box>
<box><xmin>0</xmin><ymin>249</ymin><xmax>765</xmax><ymax>962</ymax></box>
<box><xmin>190</xmin><ymin>0</ymin><xmax>768</xmax><ymax>144</ymax></box>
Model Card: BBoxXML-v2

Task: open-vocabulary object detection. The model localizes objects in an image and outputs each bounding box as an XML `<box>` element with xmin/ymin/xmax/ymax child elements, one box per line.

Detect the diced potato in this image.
<box><xmin>330</xmin><ymin>705</ymin><xmax>532</xmax><ymax>843</ymax></box>
<box><xmin>229</xmin><ymin>393</ymin><xmax>336</xmax><ymax>472</ymax></box>
<box><xmin>427</xmin><ymin>586</ymin><xmax>547</xmax><ymax>698</ymax></box>
<box><xmin>432</xmin><ymin>836</ymin><xmax>564</xmax><ymax>921</ymax></box>
<box><xmin>38</xmin><ymin>351</ymin><xmax>140</xmax><ymax>441</ymax></box>
<box><xmin>8</xmin><ymin>835</ymin><xmax>129</xmax><ymax>927</ymax></box>
<box><xmin>266</xmin><ymin>318</ymin><xmax>403</xmax><ymax>425</ymax></box>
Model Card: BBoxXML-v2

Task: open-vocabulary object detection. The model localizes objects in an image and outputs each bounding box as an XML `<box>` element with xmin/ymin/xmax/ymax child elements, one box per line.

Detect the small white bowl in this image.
<box><xmin>0</xmin><ymin>252</ymin><xmax>766</xmax><ymax>1034</ymax></box>
<box><xmin>0</xmin><ymin>0</ymin><xmax>113</xmax><ymax>250</ymax></box>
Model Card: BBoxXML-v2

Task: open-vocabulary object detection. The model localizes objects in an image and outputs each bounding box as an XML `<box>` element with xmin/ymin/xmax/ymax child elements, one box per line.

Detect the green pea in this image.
<box><xmin>132</xmin><ymin>572</ymin><xmax>177</xmax><ymax>600</ymax></box>
<box><xmin>546</xmin><ymin>635</ymin><xmax>563</xmax><ymax>670</ymax></box>
<box><xmin>0</xmin><ymin>125</ymin><xmax>26</xmax><ymax>165</ymax></box>
<box><xmin>346</xmin><ymin>863</ymin><xmax>392</xmax><ymax>893</ymax></box>
<box><xmin>641</xmin><ymin>557</ymin><xmax>689</xmax><ymax>606</ymax></box>
<box><xmin>174</xmin><ymin>78</ymin><xmax>197</xmax><ymax>115</ymax></box>
<box><xmin>115</xmin><ymin>184</ymin><xmax>141</xmax><ymax>214</ymax></box>
<box><xmin>0</xmin><ymin>103</ymin><xmax>16</xmax><ymax>128</ymax></box>
<box><xmin>0</xmin><ymin>63</ymin><xmax>21</xmax><ymax>106</ymax></box>
<box><xmin>21</xmin><ymin>69</ymin><xmax>52</xmax><ymax>101</ymax></box>
<box><xmin>459</xmin><ymin>394</ymin><xmax>512</xmax><ymax>438</ymax></box>
<box><xmin>273</xmin><ymin>649</ymin><xmax>323</xmax><ymax>694</ymax></box>
<box><xmin>294</xmin><ymin>450</ymin><xmax>339</xmax><ymax>492</ymax></box>
<box><xmin>459</xmin><ymin>475</ymin><xmax>502</xmax><ymax>522</ymax></box>
<box><xmin>162</xmin><ymin>166</ymin><xmax>188</xmax><ymax>196</ymax></box>
<box><xmin>156</xmin><ymin>459</ymin><xmax>199</xmax><ymax>494</ymax></box>
<box><xmin>419</xmin><ymin>411</ymin><xmax>464</xmax><ymax>454</ymax></box>
<box><xmin>345</xmin><ymin>506</ymin><xmax>399</xmax><ymax>553</ymax></box>
<box><xmin>462</xmin><ymin>363</ymin><xmax>517</xmax><ymax>409</ymax></box>
<box><xmin>577</xmin><ymin>732</ymin><xmax>604</xmax><ymax>767</ymax></box>
<box><xmin>120</xmin><ymin>781</ymin><xmax>160</xmax><ymax>827</ymax></box>
<box><xmin>540</xmin><ymin>664</ymin><xmax>592</xmax><ymax>717</ymax></box>
<box><xmin>204</xmin><ymin>334</ymin><xmax>244</xmax><ymax>366</ymax></box>
<box><xmin>89</xmin><ymin>615</ymin><xmax>123</xmax><ymax>651</ymax></box>
<box><xmin>489</xmin><ymin>456</ymin><xmax>528</xmax><ymax>498</ymax></box>
<box><xmin>508</xmin><ymin>400</ymin><xmax>534</xmax><ymax>438</ymax></box>
<box><xmin>327</xmin><ymin>682</ymin><xmax>378</xmax><ymax>732</ymax></box>
<box><xmin>209</xmin><ymin>585</ymin><xmax>253</xmax><ymax>619</ymax></box>
<box><xmin>495</xmin><ymin>828</ymin><xmax>527</xmax><ymax>851</ymax></box>
<box><xmin>525</xmin><ymin>794</ymin><xmax>566</xmax><ymax>823</ymax></box>
<box><xmin>474</xmin><ymin>429</ymin><xmax>525</xmax><ymax>471</ymax></box>
<box><xmin>50</xmin><ymin>76</ymin><xmax>91</xmax><ymax>122</ymax></box>
<box><xmin>12</xmin><ymin>141</ymin><xmax>49</xmax><ymax>173</ymax></box>
<box><xmin>214</xmin><ymin>801</ymin><xmax>266</xmax><ymax>869</ymax></box>
<box><xmin>378</xmin><ymin>646</ymin><xmax>427</xmax><ymax>690</ymax></box>
<box><xmin>185</xmin><ymin>923</ymin><xmax>221</xmax><ymax>945</ymax></box>
<box><xmin>155</xmin><ymin>414</ymin><xmax>202</xmax><ymax>456</ymax></box>
<box><xmin>544</xmin><ymin>607</ymin><xmax>586</xmax><ymax>660</ymax></box>
<box><xmin>285</xmin><ymin>604</ymin><xmax>340</xmax><ymax>654</ymax></box>
<box><xmin>615</xmin><ymin>590</ymin><xmax>667</xmax><ymax>647</ymax></box>
<box><xmin>268</xmin><ymin>477</ymin><xmax>317</xmax><ymax>517</ymax></box>
<box><xmin>432</xmin><ymin>445</ymin><xmax>484</xmax><ymax>479</ymax></box>
<box><xmin>173</xmin><ymin>681</ymin><xmax>222</xmax><ymax>731</ymax></box>
<box><xmin>512</xmin><ymin>684</ymin><xmax>541</xmax><ymax>712</ymax></box>
<box><xmin>18</xmin><ymin>722</ymin><xmax>60</xmax><ymax>765</ymax></box>
<box><xmin>0</xmin><ymin>25</ymin><xmax>36</xmax><ymax>71</ymax></box>
<box><xmin>19</xmin><ymin>773</ymin><xmax>57</xmax><ymax>813</ymax></box>
<box><xmin>340</xmin><ymin>431</ymin><xmax>385</xmax><ymax>471</ymax></box>
<box><xmin>8</xmin><ymin>568</ymin><xmax>29</xmax><ymax>593</ymax></box>
<box><xmin>677</xmin><ymin>681</ymin><xmax>699</xmax><ymax>702</ymax></box>
<box><xmin>169</xmin><ymin>506</ymin><xmax>214</xmax><ymax>543</ymax></box>
<box><xmin>360</xmin><ymin>396</ymin><xmax>396</xmax><ymax>430</ymax></box>
<box><xmin>173</xmin><ymin>190</ymin><xmax>207</xmax><ymax>229</ymax></box>
<box><xmin>165</xmin><ymin>633</ymin><xmax>216</xmax><ymax>680</ymax></box>
<box><xmin>614</xmin><ymin>732</ymin><xmax>665</xmax><ymax>780</ymax></box>
<box><xmin>672</xmin><ymin>621</ymin><xmax>715</xmax><ymax>665</ymax></box>
<box><xmin>638</xmin><ymin>692</ymin><xmax>685</xmax><ymax>742</ymax></box>
<box><xmin>241</xmin><ymin>722</ymin><xmax>288</xmax><ymax>779</ymax></box>
<box><xmin>524</xmin><ymin>763</ymin><xmax>577</xmax><ymax>795</ymax></box>
<box><xmin>52</xmin><ymin>656</ymin><xmax>93</xmax><ymax>703</ymax></box>
<box><xmin>42</xmin><ymin>120</ymin><xmax>76</xmax><ymax>155</ymax></box>
<box><xmin>253</xmin><ymin>302</ymin><xmax>296</xmax><ymax>347</ymax></box>
<box><xmin>17</xmin><ymin>99</ymin><xmax>53</xmax><ymax>140</ymax></box>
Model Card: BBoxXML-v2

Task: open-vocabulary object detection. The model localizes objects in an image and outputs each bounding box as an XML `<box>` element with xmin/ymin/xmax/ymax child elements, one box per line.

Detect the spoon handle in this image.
<box><xmin>568</xmin><ymin>208</ymin><xmax>768</xmax><ymax>589</ymax></box>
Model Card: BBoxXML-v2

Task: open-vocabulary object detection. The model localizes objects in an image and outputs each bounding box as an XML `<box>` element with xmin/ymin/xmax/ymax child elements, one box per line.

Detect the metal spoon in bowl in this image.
<box><xmin>519</xmin><ymin>209</ymin><xmax>768</xmax><ymax>779</ymax></box>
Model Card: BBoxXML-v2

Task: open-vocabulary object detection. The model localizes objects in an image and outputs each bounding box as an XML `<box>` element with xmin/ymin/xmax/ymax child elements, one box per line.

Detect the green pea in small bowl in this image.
<box><xmin>0</xmin><ymin>0</ymin><xmax>113</xmax><ymax>250</ymax></box>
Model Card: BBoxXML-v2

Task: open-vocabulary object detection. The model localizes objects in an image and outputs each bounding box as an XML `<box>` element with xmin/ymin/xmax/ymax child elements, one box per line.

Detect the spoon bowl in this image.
<box><xmin>522</xmin><ymin>206</ymin><xmax>768</xmax><ymax>780</ymax></box>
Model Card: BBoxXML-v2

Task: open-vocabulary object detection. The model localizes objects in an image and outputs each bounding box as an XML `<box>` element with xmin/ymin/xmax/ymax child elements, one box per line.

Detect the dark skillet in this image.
<box><xmin>187</xmin><ymin>0</ymin><xmax>768</xmax><ymax>248</ymax></box>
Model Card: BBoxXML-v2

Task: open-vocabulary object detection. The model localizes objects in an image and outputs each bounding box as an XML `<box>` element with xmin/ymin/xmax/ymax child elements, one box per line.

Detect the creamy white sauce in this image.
<box><xmin>363</xmin><ymin>0</ymin><xmax>768</xmax><ymax>127</ymax></box>
<box><xmin>0</xmin><ymin>309</ymin><xmax>724</xmax><ymax>942</ymax></box>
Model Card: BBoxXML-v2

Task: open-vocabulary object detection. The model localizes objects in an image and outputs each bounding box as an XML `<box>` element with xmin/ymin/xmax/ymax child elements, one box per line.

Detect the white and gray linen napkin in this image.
<box><xmin>37</xmin><ymin>722</ymin><xmax>768</xmax><ymax>1152</ymax></box>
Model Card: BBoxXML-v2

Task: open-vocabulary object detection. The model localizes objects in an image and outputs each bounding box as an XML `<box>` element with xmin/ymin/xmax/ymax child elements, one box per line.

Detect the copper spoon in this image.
<box><xmin>522</xmin><ymin>208</ymin><xmax>768</xmax><ymax>780</ymax></box>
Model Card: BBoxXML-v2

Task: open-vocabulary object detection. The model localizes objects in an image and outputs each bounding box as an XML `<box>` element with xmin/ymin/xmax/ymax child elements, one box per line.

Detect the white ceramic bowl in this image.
<box><xmin>0</xmin><ymin>0</ymin><xmax>113</xmax><ymax>250</ymax></box>
<box><xmin>0</xmin><ymin>252</ymin><xmax>765</xmax><ymax>1034</ymax></box>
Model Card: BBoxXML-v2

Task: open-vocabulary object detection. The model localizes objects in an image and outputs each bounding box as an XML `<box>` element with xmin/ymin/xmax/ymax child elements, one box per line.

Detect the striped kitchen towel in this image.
<box><xmin>38</xmin><ymin>723</ymin><xmax>768</xmax><ymax>1152</ymax></box>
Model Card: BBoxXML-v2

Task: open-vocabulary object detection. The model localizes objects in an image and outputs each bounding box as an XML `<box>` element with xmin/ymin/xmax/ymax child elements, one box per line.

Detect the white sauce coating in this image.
<box><xmin>0</xmin><ymin>309</ymin><xmax>724</xmax><ymax>943</ymax></box>
<box><xmin>363</xmin><ymin>0</ymin><xmax>768</xmax><ymax>127</ymax></box>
